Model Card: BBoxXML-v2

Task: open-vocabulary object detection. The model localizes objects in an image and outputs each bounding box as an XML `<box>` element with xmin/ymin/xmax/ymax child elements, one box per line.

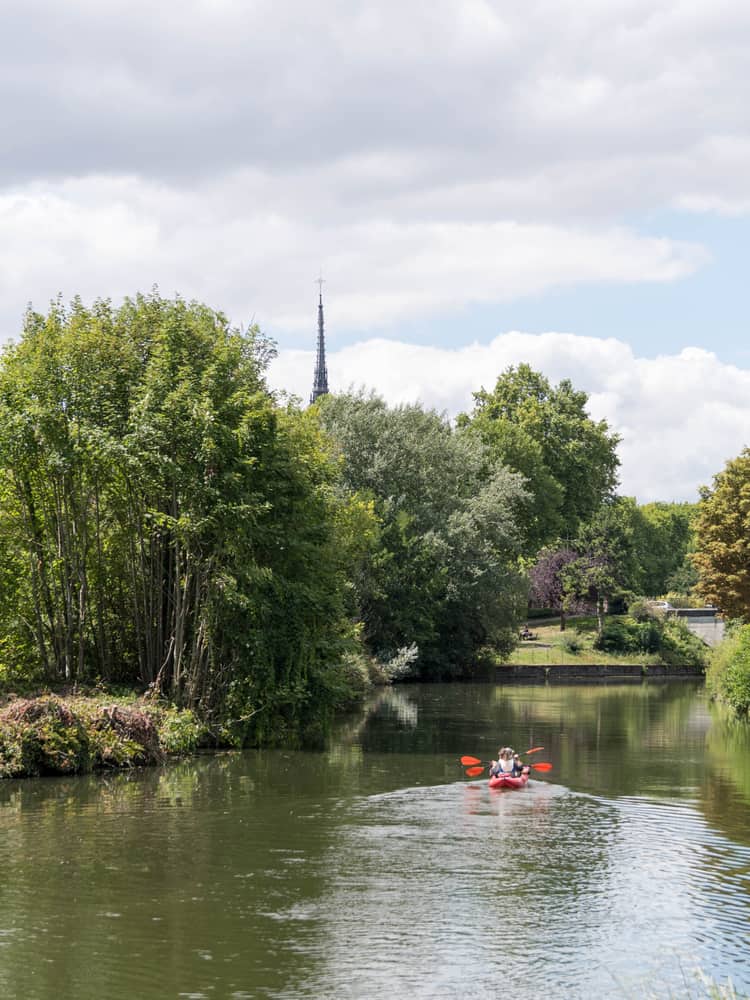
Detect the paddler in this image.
<box><xmin>489</xmin><ymin>747</ymin><xmax>523</xmax><ymax>778</ymax></box>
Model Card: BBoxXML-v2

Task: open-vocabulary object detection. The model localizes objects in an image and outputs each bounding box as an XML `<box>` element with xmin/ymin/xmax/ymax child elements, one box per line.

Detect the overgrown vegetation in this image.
<box><xmin>0</xmin><ymin>293</ymin><xmax>740</xmax><ymax>769</ymax></box>
<box><xmin>0</xmin><ymin>694</ymin><xmax>204</xmax><ymax>778</ymax></box>
<box><xmin>0</xmin><ymin>293</ymin><xmax>372</xmax><ymax>744</ymax></box>
<box><xmin>316</xmin><ymin>392</ymin><xmax>529</xmax><ymax>678</ymax></box>
<box><xmin>707</xmin><ymin>624</ymin><xmax>750</xmax><ymax>716</ymax></box>
<box><xmin>594</xmin><ymin>614</ymin><xmax>707</xmax><ymax>668</ymax></box>
<box><xmin>508</xmin><ymin>615</ymin><xmax>708</xmax><ymax>670</ymax></box>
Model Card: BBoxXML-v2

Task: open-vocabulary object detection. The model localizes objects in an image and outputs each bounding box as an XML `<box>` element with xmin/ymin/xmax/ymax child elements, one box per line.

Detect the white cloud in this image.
<box><xmin>2</xmin><ymin>0</ymin><xmax>750</xmax><ymax>340</ymax></box>
<box><xmin>269</xmin><ymin>331</ymin><xmax>750</xmax><ymax>503</ymax></box>
<box><xmin>0</xmin><ymin>175</ymin><xmax>706</xmax><ymax>339</ymax></box>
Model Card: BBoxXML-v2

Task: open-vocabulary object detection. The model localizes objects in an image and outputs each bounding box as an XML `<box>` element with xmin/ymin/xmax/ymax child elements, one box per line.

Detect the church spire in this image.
<box><xmin>310</xmin><ymin>276</ymin><xmax>329</xmax><ymax>404</ymax></box>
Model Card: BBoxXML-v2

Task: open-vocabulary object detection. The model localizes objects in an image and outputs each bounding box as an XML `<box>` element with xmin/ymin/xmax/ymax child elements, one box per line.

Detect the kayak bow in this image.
<box><xmin>488</xmin><ymin>766</ymin><xmax>530</xmax><ymax>790</ymax></box>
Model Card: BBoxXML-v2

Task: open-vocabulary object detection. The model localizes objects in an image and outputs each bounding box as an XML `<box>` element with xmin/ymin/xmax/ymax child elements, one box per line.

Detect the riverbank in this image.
<box><xmin>496</xmin><ymin>662</ymin><xmax>705</xmax><ymax>681</ymax></box>
<box><xmin>0</xmin><ymin>693</ymin><xmax>206</xmax><ymax>779</ymax></box>
<box><xmin>507</xmin><ymin>616</ymin><xmax>709</xmax><ymax>671</ymax></box>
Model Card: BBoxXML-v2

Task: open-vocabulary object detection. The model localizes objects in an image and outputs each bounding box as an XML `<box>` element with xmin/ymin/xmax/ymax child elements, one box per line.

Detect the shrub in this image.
<box><xmin>663</xmin><ymin>591</ymin><xmax>705</xmax><ymax>609</ymax></box>
<box><xmin>594</xmin><ymin>619</ymin><xmax>639</xmax><ymax>653</ymax></box>
<box><xmin>628</xmin><ymin>598</ymin><xmax>655</xmax><ymax>622</ymax></box>
<box><xmin>0</xmin><ymin>722</ymin><xmax>27</xmax><ymax>777</ymax></box>
<box><xmin>659</xmin><ymin>618</ymin><xmax>709</xmax><ymax>670</ymax></box>
<box><xmin>561</xmin><ymin>634</ymin><xmax>583</xmax><ymax>654</ymax></box>
<box><xmin>636</xmin><ymin>619</ymin><xmax>662</xmax><ymax>654</ymax></box>
<box><xmin>87</xmin><ymin>704</ymin><xmax>163</xmax><ymax>766</ymax></box>
<box><xmin>0</xmin><ymin>697</ymin><xmax>90</xmax><ymax>775</ymax></box>
<box><xmin>156</xmin><ymin>708</ymin><xmax>207</xmax><ymax>756</ymax></box>
<box><xmin>708</xmin><ymin>624</ymin><xmax>750</xmax><ymax>714</ymax></box>
<box><xmin>382</xmin><ymin>644</ymin><xmax>420</xmax><ymax>681</ymax></box>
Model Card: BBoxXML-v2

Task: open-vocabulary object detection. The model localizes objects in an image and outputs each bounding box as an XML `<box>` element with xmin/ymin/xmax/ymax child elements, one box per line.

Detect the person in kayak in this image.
<box><xmin>489</xmin><ymin>747</ymin><xmax>523</xmax><ymax>778</ymax></box>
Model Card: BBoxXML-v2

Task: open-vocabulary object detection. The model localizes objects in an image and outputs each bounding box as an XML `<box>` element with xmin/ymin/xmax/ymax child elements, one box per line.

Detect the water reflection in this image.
<box><xmin>1</xmin><ymin>681</ymin><xmax>749</xmax><ymax>998</ymax></box>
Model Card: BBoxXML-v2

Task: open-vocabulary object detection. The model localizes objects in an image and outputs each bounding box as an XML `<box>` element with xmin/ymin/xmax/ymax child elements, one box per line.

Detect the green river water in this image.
<box><xmin>2</xmin><ymin>681</ymin><xmax>750</xmax><ymax>999</ymax></box>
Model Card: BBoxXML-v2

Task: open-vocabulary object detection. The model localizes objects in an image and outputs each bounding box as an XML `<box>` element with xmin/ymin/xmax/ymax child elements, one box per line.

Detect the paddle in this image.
<box><xmin>463</xmin><ymin>761</ymin><xmax>552</xmax><ymax>776</ymax></box>
<box><xmin>460</xmin><ymin>746</ymin><xmax>544</xmax><ymax>767</ymax></box>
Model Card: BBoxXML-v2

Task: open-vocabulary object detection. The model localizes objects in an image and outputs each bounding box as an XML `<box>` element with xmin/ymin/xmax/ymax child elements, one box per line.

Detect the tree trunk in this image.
<box><xmin>596</xmin><ymin>595</ymin><xmax>605</xmax><ymax>634</ymax></box>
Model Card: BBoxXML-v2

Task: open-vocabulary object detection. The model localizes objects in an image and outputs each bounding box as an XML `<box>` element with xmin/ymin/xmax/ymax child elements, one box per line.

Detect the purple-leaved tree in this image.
<box><xmin>528</xmin><ymin>547</ymin><xmax>590</xmax><ymax>631</ymax></box>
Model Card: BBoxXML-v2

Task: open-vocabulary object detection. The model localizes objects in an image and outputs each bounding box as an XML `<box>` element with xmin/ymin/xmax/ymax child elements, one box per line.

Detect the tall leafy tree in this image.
<box><xmin>316</xmin><ymin>392</ymin><xmax>528</xmax><ymax>677</ymax></box>
<box><xmin>563</xmin><ymin>498</ymin><xmax>640</xmax><ymax>632</ymax></box>
<box><xmin>460</xmin><ymin>363</ymin><xmax>620</xmax><ymax>548</ymax></box>
<box><xmin>693</xmin><ymin>449</ymin><xmax>750</xmax><ymax>618</ymax></box>
<box><xmin>0</xmin><ymin>293</ymin><xmax>367</xmax><ymax>742</ymax></box>
<box><xmin>631</xmin><ymin>501</ymin><xmax>697</xmax><ymax>597</ymax></box>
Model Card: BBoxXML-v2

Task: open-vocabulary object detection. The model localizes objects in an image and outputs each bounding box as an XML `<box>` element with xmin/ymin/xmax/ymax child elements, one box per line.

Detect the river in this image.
<box><xmin>1</xmin><ymin>681</ymin><xmax>750</xmax><ymax>999</ymax></box>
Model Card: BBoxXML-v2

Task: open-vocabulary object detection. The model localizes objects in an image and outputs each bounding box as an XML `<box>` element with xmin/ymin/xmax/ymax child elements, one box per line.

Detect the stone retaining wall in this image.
<box><xmin>495</xmin><ymin>663</ymin><xmax>704</xmax><ymax>682</ymax></box>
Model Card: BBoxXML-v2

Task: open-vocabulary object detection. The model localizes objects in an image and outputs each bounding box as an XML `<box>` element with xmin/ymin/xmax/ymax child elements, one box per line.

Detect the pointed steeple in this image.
<box><xmin>310</xmin><ymin>277</ymin><xmax>329</xmax><ymax>404</ymax></box>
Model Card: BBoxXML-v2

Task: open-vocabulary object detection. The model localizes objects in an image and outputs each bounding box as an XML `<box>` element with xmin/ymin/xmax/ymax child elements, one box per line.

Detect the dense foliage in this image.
<box><xmin>0</xmin><ymin>295</ymin><xmax>733</xmax><ymax>754</ymax></box>
<box><xmin>315</xmin><ymin>392</ymin><xmax>528</xmax><ymax>677</ymax></box>
<box><xmin>0</xmin><ymin>294</ymin><xmax>369</xmax><ymax>742</ymax></box>
<box><xmin>0</xmin><ymin>694</ymin><xmax>205</xmax><ymax>778</ymax></box>
<box><xmin>707</xmin><ymin>624</ymin><xmax>750</xmax><ymax>715</ymax></box>
<box><xmin>630</xmin><ymin>501</ymin><xmax>697</xmax><ymax>598</ymax></box>
<box><xmin>693</xmin><ymin>449</ymin><xmax>750</xmax><ymax>618</ymax></box>
<box><xmin>593</xmin><ymin>613</ymin><xmax>707</xmax><ymax>669</ymax></box>
<box><xmin>528</xmin><ymin>546</ymin><xmax>585</xmax><ymax>629</ymax></box>
<box><xmin>459</xmin><ymin>363</ymin><xmax>620</xmax><ymax>548</ymax></box>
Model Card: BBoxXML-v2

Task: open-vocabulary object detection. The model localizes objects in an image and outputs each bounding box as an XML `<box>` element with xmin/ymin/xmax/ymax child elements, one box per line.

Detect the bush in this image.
<box><xmin>628</xmin><ymin>598</ymin><xmax>656</xmax><ymax>622</ymax></box>
<box><xmin>0</xmin><ymin>695</ymin><xmax>197</xmax><ymax>777</ymax></box>
<box><xmin>382</xmin><ymin>644</ymin><xmax>420</xmax><ymax>682</ymax></box>
<box><xmin>594</xmin><ymin>619</ymin><xmax>639</xmax><ymax>653</ymax></box>
<box><xmin>561</xmin><ymin>634</ymin><xmax>583</xmax><ymax>654</ymax></box>
<box><xmin>663</xmin><ymin>591</ymin><xmax>705</xmax><ymax>609</ymax></box>
<box><xmin>0</xmin><ymin>697</ymin><xmax>90</xmax><ymax>776</ymax></box>
<box><xmin>636</xmin><ymin>619</ymin><xmax>662</xmax><ymax>654</ymax></box>
<box><xmin>708</xmin><ymin>625</ymin><xmax>750</xmax><ymax>714</ymax></box>
<box><xmin>592</xmin><ymin>614</ymin><xmax>707</xmax><ymax>666</ymax></box>
<box><xmin>333</xmin><ymin>652</ymin><xmax>373</xmax><ymax>706</ymax></box>
<box><xmin>155</xmin><ymin>708</ymin><xmax>207</xmax><ymax>756</ymax></box>
<box><xmin>659</xmin><ymin>618</ymin><xmax>708</xmax><ymax>670</ymax></box>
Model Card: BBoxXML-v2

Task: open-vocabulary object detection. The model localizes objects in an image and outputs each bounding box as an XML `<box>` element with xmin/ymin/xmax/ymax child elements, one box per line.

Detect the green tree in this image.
<box><xmin>693</xmin><ymin>449</ymin><xmax>750</xmax><ymax>618</ymax></box>
<box><xmin>0</xmin><ymin>293</ymin><xmax>367</xmax><ymax>742</ymax></box>
<box><xmin>631</xmin><ymin>501</ymin><xmax>697</xmax><ymax>597</ymax></box>
<box><xmin>315</xmin><ymin>392</ymin><xmax>528</xmax><ymax>677</ymax></box>
<box><xmin>459</xmin><ymin>363</ymin><xmax>620</xmax><ymax>548</ymax></box>
<box><xmin>707</xmin><ymin>624</ymin><xmax>750</xmax><ymax>715</ymax></box>
<box><xmin>564</xmin><ymin>498</ymin><xmax>639</xmax><ymax>633</ymax></box>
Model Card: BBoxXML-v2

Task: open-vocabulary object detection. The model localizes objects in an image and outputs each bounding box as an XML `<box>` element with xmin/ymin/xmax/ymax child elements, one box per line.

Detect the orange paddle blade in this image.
<box><xmin>465</xmin><ymin>766</ymin><xmax>485</xmax><ymax>777</ymax></box>
<box><xmin>530</xmin><ymin>762</ymin><xmax>552</xmax><ymax>771</ymax></box>
<box><xmin>524</xmin><ymin>746</ymin><xmax>544</xmax><ymax>755</ymax></box>
<box><xmin>460</xmin><ymin>755</ymin><xmax>482</xmax><ymax>766</ymax></box>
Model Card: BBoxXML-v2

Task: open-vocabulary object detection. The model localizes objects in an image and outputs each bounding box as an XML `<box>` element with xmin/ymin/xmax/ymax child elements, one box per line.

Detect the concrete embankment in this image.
<box><xmin>495</xmin><ymin>663</ymin><xmax>704</xmax><ymax>682</ymax></box>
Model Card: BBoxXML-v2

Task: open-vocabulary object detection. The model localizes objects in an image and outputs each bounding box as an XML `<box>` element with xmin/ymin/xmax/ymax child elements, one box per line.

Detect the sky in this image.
<box><xmin>2</xmin><ymin>0</ymin><xmax>750</xmax><ymax>502</ymax></box>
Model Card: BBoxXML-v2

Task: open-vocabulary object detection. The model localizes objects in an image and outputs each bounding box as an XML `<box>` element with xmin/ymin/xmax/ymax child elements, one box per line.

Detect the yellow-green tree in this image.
<box><xmin>693</xmin><ymin>448</ymin><xmax>750</xmax><ymax>618</ymax></box>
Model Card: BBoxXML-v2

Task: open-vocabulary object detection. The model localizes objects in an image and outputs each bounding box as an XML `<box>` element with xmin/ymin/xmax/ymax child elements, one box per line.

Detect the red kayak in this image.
<box><xmin>488</xmin><ymin>766</ymin><xmax>530</xmax><ymax>790</ymax></box>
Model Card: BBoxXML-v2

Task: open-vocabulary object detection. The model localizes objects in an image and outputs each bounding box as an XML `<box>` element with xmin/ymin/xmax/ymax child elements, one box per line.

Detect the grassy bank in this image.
<box><xmin>0</xmin><ymin>692</ymin><xmax>207</xmax><ymax>779</ymax></box>
<box><xmin>507</xmin><ymin>615</ymin><xmax>706</xmax><ymax>668</ymax></box>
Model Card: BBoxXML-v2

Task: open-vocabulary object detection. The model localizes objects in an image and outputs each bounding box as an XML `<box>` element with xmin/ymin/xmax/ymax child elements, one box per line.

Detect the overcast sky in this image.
<box><xmin>2</xmin><ymin>0</ymin><xmax>750</xmax><ymax>501</ymax></box>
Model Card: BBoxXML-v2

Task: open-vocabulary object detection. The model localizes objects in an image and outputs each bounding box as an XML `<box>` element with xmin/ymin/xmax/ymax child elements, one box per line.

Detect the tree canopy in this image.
<box><xmin>0</xmin><ymin>293</ymin><xmax>369</xmax><ymax>742</ymax></box>
<box><xmin>693</xmin><ymin>448</ymin><xmax>750</xmax><ymax>618</ymax></box>
<box><xmin>630</xmin><ymin>501</ymin><xmax>697</xmax><ymax>598</ymax></box>
<box><xmin>459</xmin><ymin>363</ymin><xmax>620</xmax><ymax>548</ymax></box>
<box><xmin>315</xmin><ymin>392</ymin><xmax>528</xmax><ymax>677</ymax></box>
